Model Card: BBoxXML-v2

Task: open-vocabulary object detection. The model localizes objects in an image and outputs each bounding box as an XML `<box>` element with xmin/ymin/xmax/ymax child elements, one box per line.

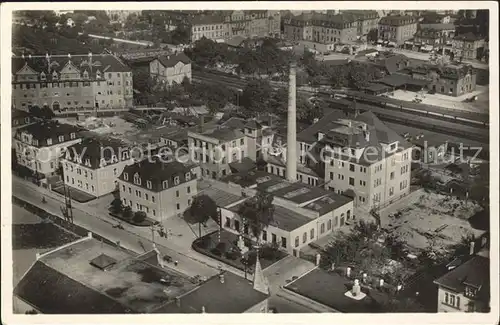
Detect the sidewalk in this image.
<box><xmin>12</xmin><ymin>176</ymin><xmax>247</xmax><ymax>279</ymax></box>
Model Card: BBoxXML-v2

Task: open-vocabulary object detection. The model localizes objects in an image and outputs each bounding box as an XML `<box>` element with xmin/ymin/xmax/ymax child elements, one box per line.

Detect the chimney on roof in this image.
<box><xmin>469</xmin><ymin>241</ymin><xmax>475</xmax><ymax>255</ymax></box>
<box><xmin>219</xmin><ymin>273</ymin><xmax>225</xmax><ymax>284</ymax></box>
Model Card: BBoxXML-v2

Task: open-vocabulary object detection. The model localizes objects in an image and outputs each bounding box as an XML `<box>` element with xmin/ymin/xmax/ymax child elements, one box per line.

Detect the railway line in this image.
<box><xmin>192</xmin><ymin>70</ymin><xmax>489</xmax><ymax>142</ymax></box>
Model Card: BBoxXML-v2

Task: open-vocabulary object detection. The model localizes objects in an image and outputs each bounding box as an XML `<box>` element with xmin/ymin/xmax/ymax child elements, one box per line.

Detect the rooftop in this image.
<box><xmin>285</xmin><ymin>268</ymin><xmax>385</xmax><ymax>312</ymax></box>
<box><xmin>190</xmin><ymin>126</ymin><xmax>245</xmax><ymax>142</ymax></box>
<box><xmin>196</xmin><ymin>184</ymin><xmax>244</xmax><ymax>208</ymax></box>
<box><xmin>156</xmin><ymin>271</ymin><xmax>268</xmax><ymax>313</ymax></box>
<box><xmin>119</xmin><ymin>160</ymin><xmax>193</xmax><ymax>192</ymax></box>
<box><xmin>12</xmin><ymin>54</ymin><xmax>131</xmax><ymax>80</ymax></box>
<box><xmin>14</xmin><ymin>237</ymin><xmax>196</xmax><ymax>313</ymax></box>
<box><xmin>64</xmin><ymin>136</ymin><xmax>129</xmax><ymax>169</ymax></box>
<box><xmin>15</xmin><ymin>120</ymin><xmax>83</xmax><ymax>147</ymax></box>
<box><xmin>157</xmin><ymin>52</ymin><xmax>191</xmax><ymax>68</ymax></box>
<box><xmin>229</xmin><ymin>201</ymin><xmax>314</xmax><ymax>232</ymax></box>
<box><xmin>303</xmin><ymin>192</ymin><xmax>353</xmax><ymax>215</ymax></box>
<box><xmin>453</xmin><ymin>32</ymin><xmax>485</xmax><ymax>42</ymax></box>
<box><xmin>434</xmin><ymin>255</ymin><xmax>490</xmax><ymax>297</ymax></box>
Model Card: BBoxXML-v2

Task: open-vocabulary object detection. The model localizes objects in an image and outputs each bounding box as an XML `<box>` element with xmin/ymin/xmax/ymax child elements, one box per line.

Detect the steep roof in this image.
<box><xmin>157</xmin><ymin>52</ymin><xmax>191</xmax><ymax>68</ymax></box>
<box><xmin>119</xmin><ymin>160</ymin><xmax>193</xmax><ymax>192</ymax></box>
<box><xmin>64</xmin><ymin>136</ymin><xmax>129</xmax><ymax>169</ymax></box>
<box><xmin>253</xmin><ymin>257</ymin><xmax>270</xmax><ymax>295</ymax></box>
<box><xmin>12</xmin><ymin>54</ymin><xmax>131</xmax><ymax>80</ymax></box>
<box><xmin>15</xmin><ymin>120</ymin><xmax>83</xmax><ymax>147</ymax></box>
<box><xmin>434</xmin><ymin>255</ymin><xmax>489</xmax><ymax>301</ymax></box>
<box><xmin>379</xmin><ymin>15</ymin><xmax>418</xmax><ymax>26</ymax></box>
<box><xmin>156</xmin><ymin>272</ymin><xmax>268</xmax><ymax>313</ymax></box>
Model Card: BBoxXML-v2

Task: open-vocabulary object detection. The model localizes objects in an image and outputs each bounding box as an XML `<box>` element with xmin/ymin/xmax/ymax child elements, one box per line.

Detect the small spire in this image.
<box><xmin>252</xmin><ymin>250</ymin><xmax>270</xmax><ymax>295</ymax></box>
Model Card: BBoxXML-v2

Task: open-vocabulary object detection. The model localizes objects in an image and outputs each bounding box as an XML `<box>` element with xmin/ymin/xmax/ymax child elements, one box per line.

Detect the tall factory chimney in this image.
<box><xmin>286</xmin><ymin>62</ymin><xmax>297</xmax><ymax>183</ymax></box>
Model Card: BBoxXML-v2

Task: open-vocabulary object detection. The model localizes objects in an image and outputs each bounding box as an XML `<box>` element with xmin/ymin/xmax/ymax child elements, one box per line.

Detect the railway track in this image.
<box><xmin>192</xmin><ymin>69</ymin><xmax>489</xmax><ymax>130</ymax></box>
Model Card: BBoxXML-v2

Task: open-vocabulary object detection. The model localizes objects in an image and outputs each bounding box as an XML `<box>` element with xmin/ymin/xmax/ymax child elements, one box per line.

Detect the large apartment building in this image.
<box><xmin>187</xmin><ymin>126</ymin><xmax>249</xmax><ymax>179</ymax></box>
<box><xmin>224</xmin><ymin>10</ymin><xmax>281</xmax><ymax>39</ymax></box>
<box><xmin>283</xmin><ymin>12</ymin><xmax>359</xmax><ymax>53</ymax></box>
<box><xmin>267</xmin><ymin>110</ymin><xmax>412</xmax><ymax>210</ymax></box>
<box><xmin>118</xmin><ymin>160</ymin><xmax>197</xmax><ymax>221</ymax></box>
<box><xmin>190</xmin><ymin>14</ymin><xmax>228</xmax><ymax>43</ymax></box>
<box><xmin>13</xmin><ymin>120</ymin><xmax>83</xmax><ymax>177</ymax></box>
<box><xmin>340</xmin><ymin>10</ymin><xmax>380</xmax><ymax>39</ymax></box>
<box><xmin>378</xmin><ymin>15</ymin><xmax>419</xmax><ymax>45</ymax></box>
<box><xmin>11</xmin><ymin>54</ymin><xmax>133</xmax><ymax>112</ymax></box>
<box><xmin>61</xmin><ymin>137</ymin><xmax>133</xmax><ymax>197</ymax></box>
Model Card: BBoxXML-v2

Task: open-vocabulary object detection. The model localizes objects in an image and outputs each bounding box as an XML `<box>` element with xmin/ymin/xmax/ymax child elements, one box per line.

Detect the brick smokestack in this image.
<box><xmin>286</xmin><ymin>62</ymin><xmax>297</xmax><ymax>183</ymax></box>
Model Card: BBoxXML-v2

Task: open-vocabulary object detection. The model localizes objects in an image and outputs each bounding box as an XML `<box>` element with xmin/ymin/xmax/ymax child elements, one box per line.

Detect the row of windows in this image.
<box><xmin>399</xmin><ymin>180</ymin><xmax>408</xmax><ymax>190</ymax></box>
<box><xmin>268</xmin><ymin>165</ymin><xmax>318</xmax><ymax>186</ymax></box>
<box><xmin>14</xmin><ymin>80</ymin><xmax>131</xmax><ymax>90</ymax></box>
<box><xmin>123</xmin><ymin>172</ymin><xmax>190</xmax><ymax>189</ymax></box>
<box><xmin>123</xmin><ymin>185</ymin><xmax>157</xmax><ymax>203</ymax></box>
<box><xmin>67</xmin><ymin>176</ymin><xmax>95</xmax><ymax>192</ymax></box>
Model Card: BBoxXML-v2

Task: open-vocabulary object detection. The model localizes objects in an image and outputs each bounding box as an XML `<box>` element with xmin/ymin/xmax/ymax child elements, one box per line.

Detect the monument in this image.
<box><xmin>344</xmin><ymin>279</ymin><xmax>367</xmax><ymax>300</ymax></box>
<box><xmin>237</xmin><ymin>235</ymin><xmax>249</xmax><ymax>254</ymax></box>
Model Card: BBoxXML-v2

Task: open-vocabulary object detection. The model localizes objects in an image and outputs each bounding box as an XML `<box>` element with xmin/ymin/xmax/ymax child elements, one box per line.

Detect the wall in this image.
<box><xmin>14</xmin><ymin>138</ymin><xmax>82</xmax><ymax>176</ymax></box>
<box><xmin>150</xmin><ymin>59</ymin><xmax>192</xmax><ymax>86</ymax></box>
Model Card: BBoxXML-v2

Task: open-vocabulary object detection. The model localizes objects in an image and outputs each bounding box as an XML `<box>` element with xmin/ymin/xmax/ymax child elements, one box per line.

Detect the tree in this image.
<box><xmin>240</xmin><ymin>79</ymin><xmax>273</xmax><ymax>114</ymax></box>
<box><xmin>237</xmin><ymin>192</ymin><xmax>275</xmax><ymax>244</ymax></box>
<box><xmin>133</xmin><ymin>211</ymin><xmax>147</xmax><ymax>223</ymax></box>
<box><xmin>123</xmin><ymin>206</ymin><xmax>133</xmax><ymax>220</ymax></box>
<box><xmin>353</xmin><ymin>220</ymin><xmax>380</xmax><ymax>240</ymax></box>
<box><xmin>367</xmin><ymin>28</ymin><xmax>378</xmax><ymax>42</ymax></box>
<box><xmin>188</xmin><ymin>195</ymin><xmax>219</xmax><ymax>237</ymax></box>
<box><xmin>111</xmin><ymin>198</ymin><xmax>123</xmax><ymax>213</ymax></box>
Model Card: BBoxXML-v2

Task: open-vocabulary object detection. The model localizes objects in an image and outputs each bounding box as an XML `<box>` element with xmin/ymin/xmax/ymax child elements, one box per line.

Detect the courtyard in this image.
<box><xmin>389</xmin><ymin>85</ymin><xmax>489</xmax><ymax>114</ymax></box>
<box><xmin>378</xmin><ymin>189</ymin><xmax>485</xmax><ymax>252</ymax></box>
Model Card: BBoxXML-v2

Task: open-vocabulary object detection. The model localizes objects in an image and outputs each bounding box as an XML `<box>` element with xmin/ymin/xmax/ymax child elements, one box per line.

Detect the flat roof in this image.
<box><xmin>14</xmin><ymin>238</ymin><xmax>196</xmax><ymax>313</ymax></box>
<box><xmin>229</xmin><ymin>202</ymin><xmax>314</xmax><ymax>232</ymax></box>
<box><xmin>285</xmin><ymin>268</ymin><xmax>387</xmax><ymax>312</ymax></box>
<box><xmin>197</xmin><ymin>185</ymin><xmax>244</xmax><ymax>208</ymax></box>
<box><xmin>303</xmin><ymin>192</ymin><xmax>353</xmax><ymax>215</ymax></box>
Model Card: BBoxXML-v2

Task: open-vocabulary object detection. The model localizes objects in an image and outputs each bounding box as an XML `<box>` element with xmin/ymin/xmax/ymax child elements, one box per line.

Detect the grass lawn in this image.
<box><xmin>192</xmin><ymin>229</ymin><xmax>287</xmax><ymax>273</ymax></box>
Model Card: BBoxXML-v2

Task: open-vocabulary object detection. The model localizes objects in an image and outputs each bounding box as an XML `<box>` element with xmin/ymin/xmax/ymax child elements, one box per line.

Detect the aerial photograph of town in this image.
<box><xmin>4</xmin><ymin>5</ymin><xmax>494</xmax><ymax>317</ymax></box>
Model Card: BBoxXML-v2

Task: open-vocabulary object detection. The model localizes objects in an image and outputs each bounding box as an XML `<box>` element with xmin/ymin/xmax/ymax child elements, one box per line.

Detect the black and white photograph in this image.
<box><xmin>0</xmin><ymin>2</ymin><xmax>498</xmax><ymax>323</ymax></box>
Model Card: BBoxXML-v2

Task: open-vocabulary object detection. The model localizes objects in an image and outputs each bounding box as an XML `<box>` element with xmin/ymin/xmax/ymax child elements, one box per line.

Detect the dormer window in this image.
<box><xmin>40</xmin><ymin>72</ymin><xmax>46</xmax><ymax>80</ymax></box>
<box><xmin>83</xmin><ymin>70</ymin><xmax>89</xmax><ymax>79</ymax></box>
<box><xmin>185</xmin><ymin>172</ymin><xmax>191</xmax><ymax>181</ymax></box>
<box><xmin>52</xmin><ymin>71</ymin><xmax>58</xmax><ymax>80</ymax></box>
<box><xmin>96</xmin><ymin>70</ymin><xmax>101</xmax><ymax>79</ymax></box>
<box><xmin>100</xmin><ymin>158</ymin><xmax>107</xmax><ymax>167</ymax></box>
<box><xmin>123</xmin><ymin>172</ymin><xmax>129</xmax><ymax>181</ymax></box>
<box><xmin>464</xmin><ymin>286</ymin><xmax>478</xmax><ymax>298</ymax></box>
<box><xmin>70</xmin><ymin>132</ymin><xmax>76</xmax><ymax>140</ymax></box>
<box><xmin>47</xmin><ymin>138</ymin><xmax>53</xmax><ymax>145</ymax></box>
<box><xmin>162</xmin><ymin>180</ymin><xmax>168</xmax><ymax>189</ymax></box>
<box><xmin>174</xmin><ymin>176</ymin><xmax>180</xmax><ymax>185</ymax></box>
<box><xmin>133</xmin><ymin>173</ymin><xmax>141</xmax><ymax>185</ymax></box>
<box><xmin>111</xmin><ymin>155</ymin><xmax>117</xmax><ymax>163</ymax></box>
<box><xmin>58</xmin><ymin>135</ymin><xmax>64</xmax><ymax>142</ymax></box>
<box><xmin>85</xmin><ymin>159</ymin><xmax>91</xmax><ymax>166</ymax></box>
<box><xmin>146</xmin><ymin>180</ymin><xmax>152</xmax><ymax>189</ymax></box>
<box><xmin>122</xmin><ymin>151</ymin><xmax>129</xmax><ymax>160</ymax></box>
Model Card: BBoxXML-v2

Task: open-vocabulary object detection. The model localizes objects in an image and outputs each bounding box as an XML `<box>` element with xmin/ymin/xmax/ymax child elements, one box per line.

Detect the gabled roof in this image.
<box><xmin>12</xmin><ymin>54</ymin><xmax>131</xmax><ymax>80</ymax></box>
<box><xmin>64</xmin><ymin>136</ymin><xmax>129</xmax><ymax>169</ymax></box>
<box><xmin>156</xmin><ymin>271</ymin><xmax>268</xmax><ymax>313</ymax></box>
<box><xmin>15</xmin><ymin>120</ymin><xmax>83</xmax><ymax>147</ymax></box>
<box><xmin>157</xmin><ymin>52</ymin><xmax>191</xmax><ymax>68</ymax></box>
<box><xmin>434</xmin><ymin>255</ymin><xmax>489</xmax><ymax>301</ymax></box>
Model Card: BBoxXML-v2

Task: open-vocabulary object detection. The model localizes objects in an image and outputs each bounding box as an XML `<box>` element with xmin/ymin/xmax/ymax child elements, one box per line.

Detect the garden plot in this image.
<box><xmin>380</xmin><ymin>189</ymin><xmax>484</xmax><ymax>252</ymax></box>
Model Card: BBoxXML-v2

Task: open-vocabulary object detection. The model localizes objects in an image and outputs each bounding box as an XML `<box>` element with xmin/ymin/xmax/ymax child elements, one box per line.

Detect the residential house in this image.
<box><xmin>190</xmin><ymin>14</ymin><xmax>228</xmax><ymax>43</ymax></box>
<box><xmin>149</xmin><ymin>52</ymin><xmax>192</xmax><ymax>86</ymax></box>
<box><xmin>294</xmin><ymin>110</ymin><xmax>412</xmax><ymax>210</ymax></box>
<box><xmin>61</xmin><ymin>137</ymin><xmax>133</xmax><ymax>197</ymax></box>
<box><xmin>187</xmin><ymin>126</ymin><xmax>249</xmax><ymax>179</ymax></box>
<box><xmin>434</xmin><ymin>255</ymin><xmax>490</xmax><ymax>312</ymax></box>
<box><xmin>412</xmin><ymin>24</ymin><xmax>455</xmax><ymax>51</ymax></box>
<box><xmin>340</xmin><ymin>10</ymin><xmax>380</xmax><ymax>40</ymax></box>
<box><xmin>378</xmin><ymin>15</ymin><xmax>419</xmax><ymax>45</ymax></box>
<box><xmin>118</xmin><ymin>160</ymin><xmax>197</xmax><ymax>221</ymax></box>
<box><xmin>13</xmin><ymin>121</ymin><xmax>83</xmax><ymax>177</ymax></box>
<box><xmin>12</xmin><ymin>109</ymin><xmax>34</xmax><ymax>130</ymax></box>
<box><xmin>452</xmin><ymin>33</ymin><xmax>486</xmax><ymax>60</ymax></box>
<box><xmin>11</xmin><ymin>54</ymin><xmax>133</xmax><ymax>112</ymax></box>
<box><xmin>406</xmin><ymin>63</ymin><xmax>477</xmax><ymax>96</ymax></box>
<box><xmin>224</xmin><ymin>10</ymin><xmax>279</xmax><ymax>39</ymax></box>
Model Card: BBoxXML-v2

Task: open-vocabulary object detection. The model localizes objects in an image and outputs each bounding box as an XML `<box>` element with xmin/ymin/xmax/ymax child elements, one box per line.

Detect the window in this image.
<box><xmin>262</xmin><ymin>230</ymin><xmax>267</xmax><ymax>241</ymax></box>
<box><xmin>240</xmin><ymin>138</ymin><xmax>244</xmax><ymax>145</ymax></box>
<box><xmin>349</xmin><ymin>164</ymin><xmax>355</xmax><ymax>172</ymax></box>
<box><xmin>187</xmin><ymin>186</ymin><xmax>191</xmax><ymax>194</ymax></box>
<box><xmin>444</xmin><ymin>292</ymin><xmax>460</xmax><ymax>309</ymax></box>
<box><xmin>176</xmin><ymin>203</ymin><xmax>180</xmax><ymax>210</ymax></box>
<box><xmin>330</xmin><ymin>172</ymin><xmax>334</xmax><ymax>180</ymax></box>
<box><xmin>349</xmin><ymin>177</ymin><xmax>354</xmax><ymax>186</ymax></box>
<box><xmin>327</xmin><ymin>219</ymin><xmax>332</xmax><ymax>230</ymax></box>
<box><xmin>123</xmin><ymin>173</ymin><xmax>129</xmax><ymax>181</ymax></box>
<box><xmin>174</xmin><ymin>176</ymin><xmax>180</xmax><ymax>185</ymax></box>
<box><xmin>271</xmin><ymin>233</ymin><xmax>277</xmax><ymax>243</ymax></box>
<box><xmin>162</xmin><ymin>180</ymin><xmax>168</xmax><ymax>189</ymax></box>
<box><xmin>281</xmin><ymin>237</ymin><xmax>287</xmax><ymax>248</ymax></box>
<box><xmin>58</xmin><ymin>135</ymin><xmax>65</xmax><ymax>142</ymax></box>
<box><xmin>389</xmin><ymin>187</ymin><xmax>394</xmax><ymax>196</ymax></box>
<box><xmin>303</xmin><ymin>232</ymin><xmax>307</xmax><ymax>243</ymax></box>
<box><xmin>152</xmin><ymin>196</ymin><xmax>155</xmax><ymax>203</ymax></box>
<box><xmin>176</xmin><ymin>190</ymin><xmax>179</xmax><ymax>197</ymax></box>
<box><xmin>310</xmin><ymin>229</ymin><xmax>315</xmax><ymax>240</ymax></box>
<box><xmin>390</xmin><ymin>171</ymin><xmax>394</xmax><ymax>180</ymax></box>
<box><xmin>320</xmin><ymin>223</ymin><xmax>325</xmax><ymax>234</ymax></box>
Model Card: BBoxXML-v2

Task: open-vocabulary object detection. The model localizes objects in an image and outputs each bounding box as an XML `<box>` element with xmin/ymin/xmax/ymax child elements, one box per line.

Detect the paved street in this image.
<box><xmin>12</xmin><ymin>176</ymin><xmax>322</xmax><ymax>312</ymax></box>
